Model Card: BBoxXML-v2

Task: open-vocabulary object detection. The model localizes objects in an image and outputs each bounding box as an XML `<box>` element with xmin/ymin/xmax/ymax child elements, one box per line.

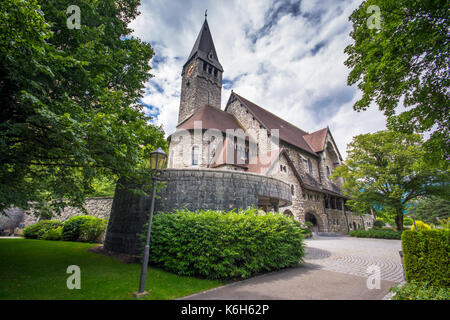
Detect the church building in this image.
<box><xmin>167</xmin><ymin>17</ymin><xmax>374</xmax><ymax>233</ymax></box>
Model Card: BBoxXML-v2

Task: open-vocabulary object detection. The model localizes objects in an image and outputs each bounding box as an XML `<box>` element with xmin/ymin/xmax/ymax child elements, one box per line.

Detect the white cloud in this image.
<box><xmin>130</xmin><ymin>0</ymin><xmax>387</xmax><ymax>159</ymax></box>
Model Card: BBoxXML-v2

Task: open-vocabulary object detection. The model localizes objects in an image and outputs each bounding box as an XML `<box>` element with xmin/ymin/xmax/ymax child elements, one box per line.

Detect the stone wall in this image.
<box><xmin>9</xmin><ymin>198</ymin><xmax>113</xmax><ymax>234</ymax></box>
<box><xmin>104</xmin><ymin>168</ymin><xmax>292</xmax><ymax>255</ymax></box>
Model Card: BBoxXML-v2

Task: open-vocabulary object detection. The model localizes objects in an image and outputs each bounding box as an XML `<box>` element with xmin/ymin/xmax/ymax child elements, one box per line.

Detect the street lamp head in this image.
<box><xmin>149</xmin><ymin>147</ymin><xmax>167</xmax><ymax>171</ymax></box>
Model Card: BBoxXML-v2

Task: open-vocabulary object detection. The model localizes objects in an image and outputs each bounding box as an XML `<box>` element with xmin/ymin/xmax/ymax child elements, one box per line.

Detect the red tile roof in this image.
<box><xmin>303</xmin><ymin>127</ymin><xmax>328</xmax><ymax>153</ymax></box>
<box><xmin>177</xmin><ymin>105</ymin><xmax>244</xmax><ymax>133</ymax></box>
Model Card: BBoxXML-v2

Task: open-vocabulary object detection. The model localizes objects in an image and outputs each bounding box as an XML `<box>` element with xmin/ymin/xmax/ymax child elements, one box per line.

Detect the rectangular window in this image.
<box><xmin>192</xmin><ymin>146</ymin><xmax>199</xmax><ymax>166</ymax></box>
<box><xmin>308</xmin><ymin>159</ymin><xmax>313</xmax><ymax>175</ymax></box>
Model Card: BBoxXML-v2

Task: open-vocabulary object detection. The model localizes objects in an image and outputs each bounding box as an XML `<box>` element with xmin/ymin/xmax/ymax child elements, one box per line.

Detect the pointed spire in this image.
<box><xmin>184</xmin><ymin>14</ymin><xmax>223</xmax><ymax>72</ymax></box>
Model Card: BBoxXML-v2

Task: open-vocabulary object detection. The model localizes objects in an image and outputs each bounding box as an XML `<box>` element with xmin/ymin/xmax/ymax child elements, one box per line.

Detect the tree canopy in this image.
<box><xmin>0</xmin><ymin>0</ymin><xmax>167</xmax><ymax>217</ymax></box>
<box><xmin>407</xmin><ymin>196</ymin><xmax>450</xmax><ymax>225</ymax></box>
<box><xmin>345</xmin><ymin>0</ymin><xmax>449</xmax><ymax>165</ymax></box>
<box><xmin>332</xmin><ymin>130</ymin><xmax>449</xmax><ymax>230</ymax></box>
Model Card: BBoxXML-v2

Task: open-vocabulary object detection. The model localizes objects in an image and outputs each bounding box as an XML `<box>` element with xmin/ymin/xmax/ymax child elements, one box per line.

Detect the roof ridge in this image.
<box><xmin>305</xmin><ymin>127</ymin><xmax>328</xmax><ymax>136</ymax></box>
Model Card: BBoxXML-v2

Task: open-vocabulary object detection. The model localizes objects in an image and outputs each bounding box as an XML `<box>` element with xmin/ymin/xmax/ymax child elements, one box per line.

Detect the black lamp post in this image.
<box><xmin>135</xmin><ymin>147</ymin><xmax>167</xmax><ymax>298</ymax></box>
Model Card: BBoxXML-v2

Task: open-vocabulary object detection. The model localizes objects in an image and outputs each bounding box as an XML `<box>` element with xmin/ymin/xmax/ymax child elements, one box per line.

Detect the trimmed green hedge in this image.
<box><xmin>23</xmin><ymin>220</ymin><xmax>64</xmax><ymax>239</ymax></box>
<box><xmin>391</xmin><ymin>281</ymin><xmax>450</xmax><ymax>300</ymax></box>
<box><xmin>146</xmin><ymin>208</ymin><xmax>306</xmax><ymax>280</ymax></box>
<box><xmin>62</xmin><ymin>215</ymin><xmax>107</xmax><ymax>243</ymax></box>
<box><xmin>349</xmin><ymin>229</ymin><xmax>402</xmax><ymax>239</ymax></box>
<box><xmin>402</xmin><ymin>230</ymin><xmax>449</xmax><ymax>287</ymax></box>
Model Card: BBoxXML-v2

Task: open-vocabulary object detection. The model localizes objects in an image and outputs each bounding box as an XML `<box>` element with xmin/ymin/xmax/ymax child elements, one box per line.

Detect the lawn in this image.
<box><xmin>0</xmin><ymin>239</ymin><xmax>224</xmax><ymax>300</ymax></box>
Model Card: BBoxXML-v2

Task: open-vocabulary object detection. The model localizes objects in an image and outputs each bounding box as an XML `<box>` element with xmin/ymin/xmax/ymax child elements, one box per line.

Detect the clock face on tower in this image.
<box><xmin>187</xmin><ymin>63</ymin><xmax>194</xmax><ymax>77</ymax></box>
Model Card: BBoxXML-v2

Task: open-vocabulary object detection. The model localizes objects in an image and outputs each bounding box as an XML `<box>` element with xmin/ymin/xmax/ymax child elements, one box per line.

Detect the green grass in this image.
<box><xmin>0</xmin><ymin>239</ymin><xmax>224</xmax><ymax>300</ymax></box>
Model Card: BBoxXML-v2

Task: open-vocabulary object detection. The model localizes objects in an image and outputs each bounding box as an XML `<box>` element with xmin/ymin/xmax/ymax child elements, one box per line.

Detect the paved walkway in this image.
<box><xmin>304</xmin><ymin>235</ymin><xmax>403</xmax><ymax>283</ymax></box>
<box><xmin>180</xmin><ymin>236</ymin><xmax>403</xmax><ymax>300</ymax></box>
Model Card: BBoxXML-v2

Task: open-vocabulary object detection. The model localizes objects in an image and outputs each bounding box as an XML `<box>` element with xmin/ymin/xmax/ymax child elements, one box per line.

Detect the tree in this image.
<box><xmin>407</xmin><ymin>196</ymin><xmax>450</xmax><ymax>225</ymax></box>
<box><xmin>332</xmin><ymin>130</ymin><xmax>449</xmax><ymax>231</ymax></box>
<box><xmin>345</xmin><ymin>0</ymin><xmax>449</xmax><ymax>165</ymax></box>
<box><xmin>0</xmin><ymin>0</ymin><xmax>167</xmax><ymax>217</ymax></box>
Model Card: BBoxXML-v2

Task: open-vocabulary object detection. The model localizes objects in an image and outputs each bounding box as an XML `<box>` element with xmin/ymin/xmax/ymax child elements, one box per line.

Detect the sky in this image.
<box><xmin>130</xmin><ymin>0</ymin><xmax>387</xmax><ymax>158</ymax></box>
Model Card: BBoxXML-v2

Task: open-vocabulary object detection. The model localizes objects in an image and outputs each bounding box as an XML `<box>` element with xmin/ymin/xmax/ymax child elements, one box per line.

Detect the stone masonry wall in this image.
<box><xmin>178</xmin><ymin>58</ymin><xmax>222</xmax><ymax>124</ymax></box>
<box><xmin>19</xmin><ymin>198</ymin><xmax>113</xmax><ymax>229</ymax></box>
<box><xmin>104</xmin><ymin>168</ymin><xmax>292</xmax><ymax>255</ymax></box>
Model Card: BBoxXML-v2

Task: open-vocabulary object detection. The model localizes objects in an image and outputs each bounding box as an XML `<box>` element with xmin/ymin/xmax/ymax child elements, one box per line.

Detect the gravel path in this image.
<box><xmin>304</xmin><ymin>235</ymin><xmax>404</xmax><ymax>283</ymax></box>
<box><xmin>180</xmin><ymin>235</ymin><xmax>402</xmax><ymax>300</ymax></box>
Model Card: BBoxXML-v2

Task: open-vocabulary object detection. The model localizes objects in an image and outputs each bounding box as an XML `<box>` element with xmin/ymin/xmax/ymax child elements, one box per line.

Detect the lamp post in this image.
<box><xmin>135</xmin><ymin>147</ymin><xmax>167</xmax><ymax>298</ymax></box>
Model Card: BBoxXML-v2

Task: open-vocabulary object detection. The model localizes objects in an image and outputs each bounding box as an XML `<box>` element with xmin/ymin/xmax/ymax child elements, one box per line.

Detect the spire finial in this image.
<box><xmin>205</xmin><ymin>9</ymin><xmax>207</xmax><ymax>20</ymax></box>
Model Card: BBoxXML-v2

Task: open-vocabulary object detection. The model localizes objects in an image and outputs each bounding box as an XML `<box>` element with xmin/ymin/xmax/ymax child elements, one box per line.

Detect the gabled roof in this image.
<box><xmin>184</xmin><ymin>19</ymin><xmax>223</xmax><ymax>72</ymax></box>
<box><xmin>303</xmin><ymin>127</ymin><xmax>328</xmax><ymax>153</ymax></box>
<box><xmin>177</xmin><ymin>105</ymin><xmax>243</xmax><ymax>133</ymax></box>
<box><xmin>226</xmin><ymin>92</ymin><xmax>317</xmax><ymax>156</ymax></box>
<box><xmin>304</xmin><ymin>127</ymin><xmax>344</xmax><ymax>161</ymax></box>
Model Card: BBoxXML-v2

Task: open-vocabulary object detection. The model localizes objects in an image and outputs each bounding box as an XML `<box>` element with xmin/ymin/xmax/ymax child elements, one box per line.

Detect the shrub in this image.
<box><xmin>391</xmin><ymin>282</ymin><xmax>450</xmax><ymax>300</ymax></box>
<box><xmin>62</xmin><ymin>215</ymin><xmax>107</xmax><ymax>243</ymax></box>
<box><xmin>402</xmin><ymin>229</ymin><xmax>449</xmax><ymax>287</ymax></box>
<box><xmin>23</xmin><ymin>220</ymin><xmax>64</xmax><ymax>239</ymax></box>
<box><xmin>349</xmin><ymin>229</ymin><xmax>402</xmax><ymax>239</ymax></box>
<box><xmin>437</xmin><ymin>218</ymin><xmax>449</xmax><ymax>230</ymax></box>
<box><xmin>79</xmin><ymin>218</ymin><xmax>107</xmax><ymax>243</ymax></box>
<box><xmin>42</xmin><ymin>227</ymin><xmax>63</xmax><ymax>241</ymax></box>
<box><xmin>373</xmin><ymin>219</ymin><xmax>385</xmax><ymax>229</ymax></box>
<box><xmin>411</xmin><ymin>220</ymin><xmax>431</xmax><ymax>231</ymax></box>
<box><xmin>145</xmin><ymin>208</ymin><xmax>305</xmax><ymax>279</ymax></box>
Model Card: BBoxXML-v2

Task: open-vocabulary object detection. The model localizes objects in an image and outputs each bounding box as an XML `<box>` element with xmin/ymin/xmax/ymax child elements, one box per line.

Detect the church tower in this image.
<box><xmin>177</xmin><ymin>16</ymin><xmax>223</xmax><ymax>125</ymax></box>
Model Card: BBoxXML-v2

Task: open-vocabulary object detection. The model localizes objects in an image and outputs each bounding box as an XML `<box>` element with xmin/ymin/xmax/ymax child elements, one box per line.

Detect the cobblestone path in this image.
<box><xmin>304</xmin><ymin>235</ymin><xmax>404</xmax><ymax>283</ymax></box>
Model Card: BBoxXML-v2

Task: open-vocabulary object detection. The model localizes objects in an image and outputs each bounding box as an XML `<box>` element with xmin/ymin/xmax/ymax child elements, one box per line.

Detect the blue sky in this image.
<box><xmin>130</xmin><ymin>0</ymin><xmax>387</xmax><ymax>158</ymax></box>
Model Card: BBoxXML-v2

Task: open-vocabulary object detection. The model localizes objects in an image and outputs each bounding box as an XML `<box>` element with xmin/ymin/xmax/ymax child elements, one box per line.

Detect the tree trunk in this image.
<box><xmin>395</xmin><ymin>208</ymin><xmax>404</xmax><ymax>231</ymax></box>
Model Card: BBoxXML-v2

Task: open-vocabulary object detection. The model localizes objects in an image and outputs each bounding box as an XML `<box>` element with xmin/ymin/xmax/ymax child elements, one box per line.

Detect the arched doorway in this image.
<box><xmin>283</xmin><ymin>209</ymin><xmax>294</xmax><ymax>219</ymax></box>
<box><xmin>305</xmin><ymin>212</ymin><xmax>320</xmax><ymax>233</ymax></box>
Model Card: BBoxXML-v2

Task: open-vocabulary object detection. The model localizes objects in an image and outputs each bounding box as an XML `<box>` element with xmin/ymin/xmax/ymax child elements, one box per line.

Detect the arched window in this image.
<box><xmin>326</xmin><ymin>166</ymin><xmax>331</xmax><ymax>177</ymax></box>
<box><xmin>291</xmin><ymin>184</ymin><xmax>295</xmax><ymax>196</ymax></box>
<box><xmin>192</xmin><ymin>146</ymin><xmax>199</xmax><ymax>166</ymax></box>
